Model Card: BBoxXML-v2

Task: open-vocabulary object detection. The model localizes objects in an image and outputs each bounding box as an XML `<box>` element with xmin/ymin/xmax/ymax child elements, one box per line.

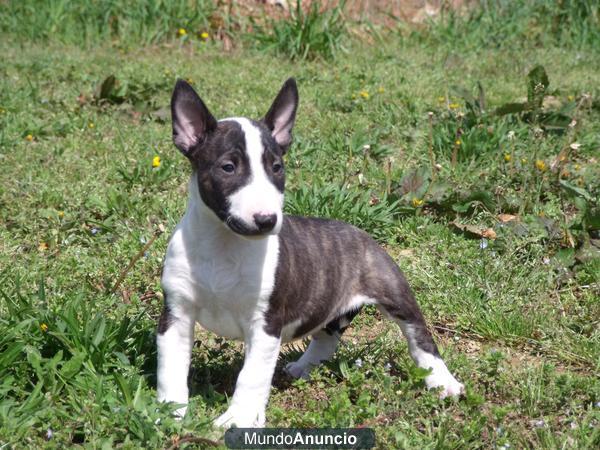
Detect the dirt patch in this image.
<box><xmin>220</xmin><ymin>1</ymin><xmax>470</xmax><ymax>26</ymax></box>
<box><xmin>339</xmin><ymin>0</ymin><xmax>469</xmax><ymax>25</ymax></box>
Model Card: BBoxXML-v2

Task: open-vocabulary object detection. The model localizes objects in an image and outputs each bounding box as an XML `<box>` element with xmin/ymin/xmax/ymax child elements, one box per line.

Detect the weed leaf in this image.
<box><xmin>559</xmin><ymin>180</ymin><xmax>593</xmax><ymax>201</ymax></box>
<box><xmin>494</xmin><ymin>102</ymin><xmax>527</xmax><ymax>116</ymax></box>
<box><xmin>527</xmin><ymin>65</ymin><xmax>549</xmax><ymax>110</ymax></box>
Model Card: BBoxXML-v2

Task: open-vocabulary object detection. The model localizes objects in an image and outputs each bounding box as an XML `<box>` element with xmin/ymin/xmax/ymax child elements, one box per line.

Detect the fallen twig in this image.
<box><xmin>111</xmin><ymin>225</ymin><xmax>164</xmax><ymax>294</ymax></box>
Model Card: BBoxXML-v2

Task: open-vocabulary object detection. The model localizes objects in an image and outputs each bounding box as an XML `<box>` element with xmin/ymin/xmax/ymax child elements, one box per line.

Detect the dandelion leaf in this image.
<box><xmin>527</xmin><ymin>65</ymin><xmax>549</xmax><ymax>110</ymax></box>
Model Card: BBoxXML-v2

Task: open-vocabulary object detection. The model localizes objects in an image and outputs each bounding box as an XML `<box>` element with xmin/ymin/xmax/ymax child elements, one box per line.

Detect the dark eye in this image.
<box><xmin>221</xmin><ymin>163</ymin><xmax>235</xmax><ymax>173</ymax></box>
<box><xmin>272</xmin><ymin>163</ymin><xmax>283</xmax><ymax>173</ymax></box>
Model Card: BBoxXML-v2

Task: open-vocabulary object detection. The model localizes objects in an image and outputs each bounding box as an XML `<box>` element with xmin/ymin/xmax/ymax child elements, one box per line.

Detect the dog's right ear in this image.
<box><xmin>171</xmin><ymin>79</ymin><xmax>217</xmax><ymax>156</ymax></box>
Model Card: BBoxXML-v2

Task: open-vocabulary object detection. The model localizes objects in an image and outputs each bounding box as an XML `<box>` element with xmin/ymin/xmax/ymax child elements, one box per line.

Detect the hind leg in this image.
<box><xmin>286</xmin><ymin>309</ymin><xmax>360</xmax><ymax>379</ymax></box>
<box><xmin>399</xmin><ymin>320</ymin><xmax>464</xmax><ymax>398</ymax></box>
<box><xmin>379</xmin><ymin>294</ymin><xmax>464</xmax><ymax>398</ymax></box>
<box><xmin>285</xmin><ymin>330</ymin><xmax>340</xmax><ymax>379</ymax></box>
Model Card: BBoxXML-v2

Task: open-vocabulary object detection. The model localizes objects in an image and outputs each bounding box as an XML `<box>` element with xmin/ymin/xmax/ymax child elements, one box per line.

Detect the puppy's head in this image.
<box><xmin>170</xmin><ymin>78</ymin><xmax>298</xmax><ymax>237</ymax></box>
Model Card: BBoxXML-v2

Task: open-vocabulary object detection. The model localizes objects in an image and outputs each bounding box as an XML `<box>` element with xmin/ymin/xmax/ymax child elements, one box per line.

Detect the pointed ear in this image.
<box><xmin>263</xmin><ymin>78</ymin><xmax>299</xmax><ymax>153</ymax></box>
<box><xmin>171</xmin><ymin>79</ymin><xmax>217</xmax><ymax>156</ymax></box>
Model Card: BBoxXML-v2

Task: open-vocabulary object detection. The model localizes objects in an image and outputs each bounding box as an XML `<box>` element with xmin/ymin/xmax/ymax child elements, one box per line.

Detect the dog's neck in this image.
<box><xmin>186</xmin><ymin>173</ymin><xmax>221</xmax><ymax>232</ymax></box>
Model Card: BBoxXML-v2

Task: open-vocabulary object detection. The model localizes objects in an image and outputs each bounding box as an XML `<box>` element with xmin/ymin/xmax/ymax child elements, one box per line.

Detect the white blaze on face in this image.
<box><xmin>225</xmin><ymin>118</ymin><xmax>284</xmax><ymax>234</ymax></box>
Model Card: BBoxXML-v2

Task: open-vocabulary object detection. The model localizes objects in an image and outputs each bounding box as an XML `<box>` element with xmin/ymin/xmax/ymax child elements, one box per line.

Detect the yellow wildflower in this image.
<box><xmin>178</xmin><ymin>28</ymin><xmax>187</xmax><ymax>37</ymax></box>
<box><xmin>25</xmin><ymin>134</ymin><xmax>33</xmax><ymax>141</ymax></box>
<box><xmin>58</xmin><ymin>211</ymin><xmax>65</xmax><ymax>218</ymax></box>
<box><xmin>200</xmin><ymin>31</ymin><xmax>209</xmax><ymax>40</ymax></box>
<box><xmin>449</xmin><ymin>103</ymin><xmax>460</xmax><ymax>109</ymax></box>
<box><xmin>152</xmin><ymin>155</ymin><xmax>161</xmax><ymax>168</ymax></box>
<box><xmin>535</xmin><ymin>159</ymin><xmax>547</xmax><ymax>171</ymax></box>
<box><xmin>437</xmin><ymin>96</ymin><xmax>445</xmax><ymax>103</ymax></box>
<box><xmin>574</xmin><ymin>164</ymin><xmax>580</xmax><ymax>171</ymax></box>
<box><xmin>88</xmin><ymin>122</ymin><xmax>95</xmax><ymax>129</ymax></box>
<box><xmin>38</xmin><ymin>242</ymin><xmax>48</xmax><ymax>251</ymax></box>
<box><xmin>412</xmin><ymin>198</ymin><xmax>424</xmax><ymax>207</ymax></box>
<box><xmin>521</xmin><ymin>158</ymin><xmax>528</xmax><ymax>164</ymax></box>
<box><xmin>455</xmin><ymin>139</ymin><xmax>462</xmax><ymax>146</ymax></box>
<box><xmin>186</xmin><ymin>78</ymin><xmax>194</xmax><ymax>84</ymax></box>
<box><xmin>568</xmin><ymin>95</ymin><xmax>574</xmax><ymax>101</ymax></box>
<box><xmin>504</xmin><ymin>153</ymin><xmax>512</xmax><ymax>162</ymax></box>
<box><xmin>40</xmin><ymin>323</ymin><xmax>48</xmax><ymax>332</ymax></box>
<box><xmin>359</xmin><ymin>90</ymin><xmax>369</xmax><ymax>99</ymax></box>
<box><xmin>377</xmin><ymin>86</ymin><xmax>385</xmax><ymax>94</ymax></box>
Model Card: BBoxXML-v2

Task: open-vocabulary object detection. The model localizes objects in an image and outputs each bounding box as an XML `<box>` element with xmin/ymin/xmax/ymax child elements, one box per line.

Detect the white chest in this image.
<box><xmin>162</xmin><ymin>213</ymin><xmax>280</xmax><ymax>340</ymax></box>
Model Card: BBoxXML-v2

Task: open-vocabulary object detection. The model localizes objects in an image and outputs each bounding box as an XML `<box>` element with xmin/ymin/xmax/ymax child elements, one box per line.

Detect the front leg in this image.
<box><xmin>156</xmin><ymin>297</ymin><xmax>196</xmax><ymax>418</ymax></box>
<box><xmin>214</xmin><ymin>324</ymin><xmax>281</xmax><ymax>428</ymax></box>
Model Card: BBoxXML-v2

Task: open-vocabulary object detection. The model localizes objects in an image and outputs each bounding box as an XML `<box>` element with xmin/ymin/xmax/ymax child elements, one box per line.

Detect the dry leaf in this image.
<box><xmin>498</xmin><ymin>214</ymin><xmax>518</xmax><ymax>223</ymax></box>
<box><xmin>451</xmin><ymin>221</ymin><xmax>497</xmax><ymax>239</ymax></box>
<box><xmin>222</xmin><ymin>34</ymin><xmax>233</xmax><ymax>52</ymax></box>
<box><xmin>120</xmin><ymin>290</ymin><xmax>131</xmax><ymax>304</ymax></box>
<box><xmin>482</xmin><ymin>228</ymin><xmax>497</xmax><ymax>239</ymax></box>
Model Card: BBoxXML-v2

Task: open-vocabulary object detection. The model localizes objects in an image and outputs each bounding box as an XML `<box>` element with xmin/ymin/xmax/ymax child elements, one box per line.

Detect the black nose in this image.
<box><xmin>253</xmin><ymin>213</ymin><xmax>277</xmax><ymax>232</ymax></box>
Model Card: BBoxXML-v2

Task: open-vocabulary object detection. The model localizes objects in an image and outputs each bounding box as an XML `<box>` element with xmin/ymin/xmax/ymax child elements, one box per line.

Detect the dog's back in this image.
<box><xmin>265</xmin><ymin>215</ymin><xmax>414</xmax><ymax>340</ymax></box>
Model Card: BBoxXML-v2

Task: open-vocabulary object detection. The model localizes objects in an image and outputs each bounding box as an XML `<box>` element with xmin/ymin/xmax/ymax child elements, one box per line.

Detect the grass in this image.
<box><xmin>0</xmin><ymin>0</ymin><xmax>215</xmax><ymax>46</ymax></box>
<box><xmin>411</xmin><ymin>0</ymin><xmax>600</xmax><ymax>50</ymax></box>
<box><xmin>250</xmin><ymin>0</ymin><xmax>347</xmax><ymax>60</ymax></box>
<box><xmin>1</xmin><ymin>1</ymin><xmax>599</xmax><ymax>448</ymax></box>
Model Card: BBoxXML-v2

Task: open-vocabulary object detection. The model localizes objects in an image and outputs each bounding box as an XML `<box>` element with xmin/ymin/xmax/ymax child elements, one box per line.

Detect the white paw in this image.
<box><xmin>426</xmin><ymin>372</ymin><xmax>465</xmax><ymax>399</ymax></box>
<box><xmin>214</xmin><ymin>406</ymin><xmax>264</xmax><ymax>428</ymax></box>
<box><xmin>173</xmin><ymin>404</ymin><xmax>187</xmax><ymax>419</ymax></box>
<box><xmin>285</xmin><ymin>361</ymin><xmax>312</xmax><ymax>379</ymax></box>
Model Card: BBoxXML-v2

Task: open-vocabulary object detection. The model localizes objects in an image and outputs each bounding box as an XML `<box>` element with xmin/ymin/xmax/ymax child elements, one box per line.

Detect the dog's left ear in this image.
<box><xmin>263</xmin><ymin>78</ymin><xmax>299</xmax><ymax>153</ymax></box>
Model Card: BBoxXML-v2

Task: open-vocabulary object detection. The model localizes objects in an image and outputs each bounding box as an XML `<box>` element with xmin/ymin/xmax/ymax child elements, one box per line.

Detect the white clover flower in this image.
<box><xmin>533</xmin><ymin>419</ymin><xmax>545</xmax><ymax>428</ymax></box>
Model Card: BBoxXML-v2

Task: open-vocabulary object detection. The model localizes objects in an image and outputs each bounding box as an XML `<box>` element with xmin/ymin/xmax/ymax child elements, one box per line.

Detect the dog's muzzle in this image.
<box><xmin>226</xmin><ymin>215</ymin><xmax>278</xmax><ymax>237</ymax></box>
